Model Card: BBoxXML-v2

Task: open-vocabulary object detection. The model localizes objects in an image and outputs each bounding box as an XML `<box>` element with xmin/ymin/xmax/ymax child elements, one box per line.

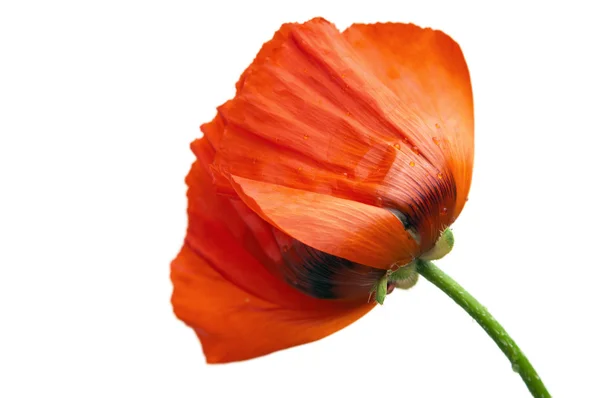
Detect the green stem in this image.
<box><xmin>416</xmin><ymin>259</ymin><xmax>550</xmax><ymax>398</ymax></box>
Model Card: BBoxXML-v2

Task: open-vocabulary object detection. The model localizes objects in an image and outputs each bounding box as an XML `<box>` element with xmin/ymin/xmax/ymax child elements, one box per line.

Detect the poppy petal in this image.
<box><xmin>211</xmin><ymin>18</ymin><xmax>473</xmax><ymax>252</ymax></box>
<box><xmin>171</xmin><ymin>137</ymin><xmax>373</xmax><ymax>363</ymax></box>
<box><xmin>343</xmin><ymin>22</ymin><xmax>474</xmax><ymax>217</ymax></box>
<box><xmin>171</xmin><ymin>243</ymin><xmax>375</xmax><ymax>364</ymax></box>
<box><xmin>173</xmin><ymin>18</ymin><xmax>475</xmax><ymax>363</ymax></box>
<box><xmin>230</xmin><ymin>175</ymin><xmax>418</xmax><ymax>269</ymax></box>
<box><xmin>273</xmin><ymin>229</ymin><xmax>386</xmax><ymax>300</ymax></box>
<box><xmin>172</xmin><ymin>137</ymin><xmax>376</xmax><ymax>363</ymax></box>
<box><xmin>187</xmin><ymin>137</ymin><xmax>333</xmax><ymax>309</ymax></box>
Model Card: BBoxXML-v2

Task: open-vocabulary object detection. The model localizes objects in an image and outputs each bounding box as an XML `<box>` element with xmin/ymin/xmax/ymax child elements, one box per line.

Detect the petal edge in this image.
<box><xmin>230</xmin><ymin>175</ymin><xmax>418</xmax><ymax>269</ymax></box>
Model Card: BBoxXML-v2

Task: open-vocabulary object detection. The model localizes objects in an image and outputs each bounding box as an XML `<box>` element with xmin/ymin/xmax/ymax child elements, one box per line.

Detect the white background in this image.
<box><xmin>1</xmin><ymin>1</ymin><xmax>599</xmax><ymax>397</ymax></box>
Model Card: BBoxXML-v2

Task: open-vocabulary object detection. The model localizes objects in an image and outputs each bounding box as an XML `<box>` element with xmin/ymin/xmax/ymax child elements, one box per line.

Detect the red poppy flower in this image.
<box><xmin>171</xmin><ymin>17</ymin><xmax>473</xmax><ymax>364</ymax></box>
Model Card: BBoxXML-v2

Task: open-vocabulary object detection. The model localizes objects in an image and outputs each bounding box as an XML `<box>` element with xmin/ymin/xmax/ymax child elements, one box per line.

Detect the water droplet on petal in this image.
<box><xmin>393</xmin><ymin>143</ymin><xmax>401</xmax><ymax>150</ymax></box>
<box><xmin>376</xmin><ymin>196</ymin><xmax>383</xmax><ymax>206</ymax></box>
<box><xmin>435</xmin><ymin>123</ymin><xmax>441</xmax><ymax>129</ymax></box>
<box><xmin>437</xmin><ymin>172</ymin><xmax>443</xmax><ymax>179</ymax></box>
<box><xmin>432</xmin><ymin>137</ymin><xmax>441</xmax><ymax>146</ymax></box>
<box><xmin>411</xmin><ymin>146</ymin><xmax>419</xmax><ymax>155</ymax></box>
<box><xmin>282</xmin><ymin>245</ymin><xmax>289</xmax><ymax>253</ymax></box>
<box><xmin>409</xmin><ymin>161</ymin><xmax>415</xmax><ymax>167</ymax></box>
<box><xmin>303</xmin><ymin>134</ymin><xmax>309</xmax><ymax>140</ymax></box>
<box><xmin>342</xmin><ymin>172</ymin><xmax>348</xmax><ymax>177</ymax></box>
<box><xmin>441</xmin><ymin>207</ymin><xmax>448</xmax><ymax>215</ymax></box>
<box><xmin>297</xmin><ymin>167</ymin><xmax>303</xmax><ymax>172</ymax></box>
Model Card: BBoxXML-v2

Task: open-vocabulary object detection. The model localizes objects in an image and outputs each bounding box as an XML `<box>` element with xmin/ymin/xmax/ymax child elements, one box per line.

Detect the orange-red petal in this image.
<box><xmin>230</xmin><ymin>175</ymin><xmax>418</xmax><ymax>269</ymax></box>
<box><xmin>171</xmin><ymin>136</ymin><xmax>376</xmax><ymax>363</ymax></box>
<box><xmin>210</xmin><ymin>18</ymin><xmax>473</xmax><ymax>252</ymax></box>
<box><xmin>172</xmin><ymin>18</ymin><xmax>476</xmax><ymax>362</ymax></box>
<box><xmin>172</xmin><ymin>243</ymin><xmax>375</xmax><ymax>363</ymax></box>
<box><xmin>343</xmin><ymin>22</ymin><xmax>474</xmax><ymax>218</ymax></box>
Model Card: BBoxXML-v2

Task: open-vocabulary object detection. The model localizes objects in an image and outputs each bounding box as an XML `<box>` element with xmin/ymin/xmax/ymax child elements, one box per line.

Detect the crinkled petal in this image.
<box><xmin>211</xmin><ymin>18</ymin><xmax>473</xmax><ymax>251</ymax></box>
